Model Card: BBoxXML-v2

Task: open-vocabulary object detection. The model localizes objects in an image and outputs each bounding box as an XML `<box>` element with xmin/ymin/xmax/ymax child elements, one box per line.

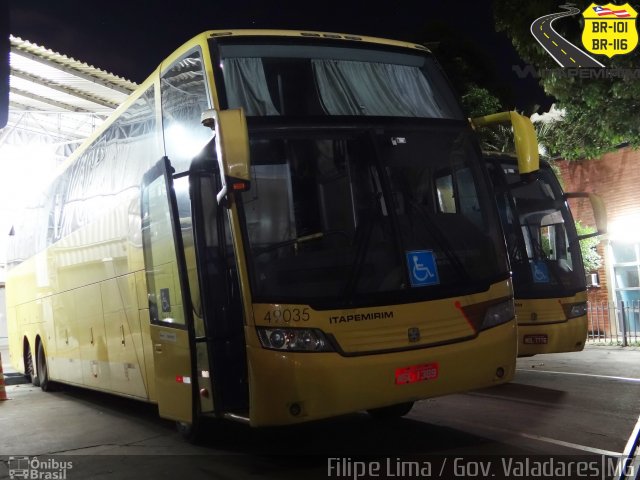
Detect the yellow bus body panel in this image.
<box><xmin>516</xmin><ymin>291</ymin><xmax>588</xmax><ymax>356</ymax></box>
<box><xmin>246</xmin><ymin>280</ymin><xmax>517</xmax><ymax>426</ymax></box>
<box><xmin>247</xmin><ymin>320</ymin><xmax>516</xmax><ymax>426</ymax></box>
<box><xmin>6</xmin><ymin>199</ymin><xmax>154</xmax><ymax>401</ymax></box>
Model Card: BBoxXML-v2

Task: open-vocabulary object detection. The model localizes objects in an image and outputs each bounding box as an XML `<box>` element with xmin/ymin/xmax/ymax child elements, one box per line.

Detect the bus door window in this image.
<box><xmin>173</xmin><ymin>175</ymin><xmax>202</xmax><ymax>334</ymax></box>
<box><xmin>192</xmin><ymin>172</ymin><xmax>236</xmax><ymax>324</ymax></box>
<box><xmin>142</xmin><ymin>173</ymin><xmax>187</xmax><ymax>327</ymax></box>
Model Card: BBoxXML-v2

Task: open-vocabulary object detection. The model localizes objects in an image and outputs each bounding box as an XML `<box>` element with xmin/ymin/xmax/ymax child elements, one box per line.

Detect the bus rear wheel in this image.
<box><xmin>367</xmin><ymin>401</ymin><xmax>414</xmax><ymax>420</ymax></box>
<box><xmin>37</xmin><ymin>342</ymin><xmax>53</xmax><ymax>392</ymax></box>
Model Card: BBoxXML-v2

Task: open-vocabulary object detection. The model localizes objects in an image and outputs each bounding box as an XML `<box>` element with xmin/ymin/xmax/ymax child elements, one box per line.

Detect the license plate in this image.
<box><xmin>395</xmin><ymin>362</ymin><xmax>439</xmax><ymax>385</ymax></box>
<box><xmin>523</xmin><ymin>334</ymin><xmax>548</xmax><ymax>344</ymax></box>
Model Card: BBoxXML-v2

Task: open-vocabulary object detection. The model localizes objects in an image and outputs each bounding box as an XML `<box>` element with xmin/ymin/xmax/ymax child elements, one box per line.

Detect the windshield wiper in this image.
<box><xmin>342</xmin><ymin>202</ymin><xmax>378</xmax><ymax>305</ymax></box>
<box><xmin>252</xmin><ymin>230</ymin><xmax>350</xmax><ymax>257</ymax></box>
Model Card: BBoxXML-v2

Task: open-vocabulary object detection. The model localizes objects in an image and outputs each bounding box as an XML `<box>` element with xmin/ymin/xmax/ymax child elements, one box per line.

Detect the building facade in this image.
<box><xmin>558</xmin><ymin>146</ymin><xmax>640</xmax><ymax>337</ymax></box>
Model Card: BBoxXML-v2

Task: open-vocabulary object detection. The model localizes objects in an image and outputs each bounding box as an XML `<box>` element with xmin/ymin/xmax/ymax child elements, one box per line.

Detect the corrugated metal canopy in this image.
<box><xmin>8</xmin><ymin>35</ymin><xmax>137</xmax><ymax>114</ymax></box>
<box><xmin>0</xmin><ymin>36</ymin><xmax>139</xmax><ymax>269</ymax></box>
<box><xmin>1</xmin><ymin>35</ymin><xmax>138</xmax><ymax>148</ymax></box>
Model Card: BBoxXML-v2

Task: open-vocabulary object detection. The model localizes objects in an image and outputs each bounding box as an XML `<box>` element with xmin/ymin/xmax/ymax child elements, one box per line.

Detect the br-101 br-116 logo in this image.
<box><xmin>530</xmin><ymin>3</ymin><xmax>637</xmax><ymax>67</ymax></box>
<box><xmin>582</xmin><ymin>3</ymin><xmax>638</xmax><ymax>57</ymax></box>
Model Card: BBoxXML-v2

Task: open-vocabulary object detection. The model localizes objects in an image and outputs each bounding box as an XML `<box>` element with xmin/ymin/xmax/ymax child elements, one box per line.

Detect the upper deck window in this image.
<box><xmin>215</xmin><ymin>41</ymin><xmax>463</xmax><ymax>120</ymax></box>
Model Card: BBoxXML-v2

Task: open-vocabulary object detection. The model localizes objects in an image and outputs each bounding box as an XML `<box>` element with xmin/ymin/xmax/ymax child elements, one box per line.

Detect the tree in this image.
<box><xmin>461</xmin><ymin>85</ymin><xmax>503</xmax><ymax>118</ymax></box>
<box><xmin>576</xmin><ymin>221</ymin><xmax>603</xmax><ymax>273</ymax></box>
<box><xmin>409</xmin><ymin>21</ymin><xmax>509</xmax><ymax>118</ymax></box>
<box><xmin>494</xmin><ymin>0</ymin><xmax>640</xmax><ymax>159</ymax></box>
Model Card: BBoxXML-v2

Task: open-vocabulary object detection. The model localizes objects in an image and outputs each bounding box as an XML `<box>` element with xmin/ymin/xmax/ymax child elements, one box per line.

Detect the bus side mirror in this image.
<box><xmin>471</xmin><ymin>111</ymin><xmax>540</xmax><ymax>176</ymax></box>
<box><xmin>201</xmin><ymin>108</ymin><xmax>251</xmax><ymax>207</ymax></box>
<box><xmin>565</xmin><ymin>192</ymin><xmax>608</xmax><ymax>239</ymax></box>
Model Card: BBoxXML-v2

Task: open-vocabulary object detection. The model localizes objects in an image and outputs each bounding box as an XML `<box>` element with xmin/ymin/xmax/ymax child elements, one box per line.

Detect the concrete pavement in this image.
<box><xmin>0</xmin><ymin>344</ymin><xmax>638</xmax><ymax>479</ymax></box>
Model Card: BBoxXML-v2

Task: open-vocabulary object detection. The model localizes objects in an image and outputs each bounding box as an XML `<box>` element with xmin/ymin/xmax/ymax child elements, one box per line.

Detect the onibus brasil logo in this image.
<box><xmin>531</xmin><ymin>3</ymin><xmax>638</xmax><ymax>67</ymax></box>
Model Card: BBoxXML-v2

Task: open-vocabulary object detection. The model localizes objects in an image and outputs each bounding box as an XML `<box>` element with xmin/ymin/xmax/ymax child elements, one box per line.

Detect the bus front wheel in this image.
<box><xmin>367</xmin><ymin>401</ymin><xmax>414</xmax><ymax>420</ymax></box>
<box><xmin>176</xmin><ymin>419</ymin><xmax>202</xmax><ymax>444</ymax></box>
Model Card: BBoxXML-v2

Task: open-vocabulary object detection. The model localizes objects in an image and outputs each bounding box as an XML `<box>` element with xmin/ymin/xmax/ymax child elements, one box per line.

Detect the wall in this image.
<box><xmin>557</xmin><ymin>146</ymin><xmax>640</xmax><ymax>334</ymax></box>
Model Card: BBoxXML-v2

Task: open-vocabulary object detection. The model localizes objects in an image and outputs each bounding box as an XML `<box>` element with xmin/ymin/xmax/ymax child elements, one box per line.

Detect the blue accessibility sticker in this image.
<box><xmin>531</xmin><ymin>260</ymin><xmax>550</xmax><ymax>284</ymax></box>
<box><xmin>406</xmin><ymin>250</ymin><xmax>440</xmax><ymax>287</ymax></box>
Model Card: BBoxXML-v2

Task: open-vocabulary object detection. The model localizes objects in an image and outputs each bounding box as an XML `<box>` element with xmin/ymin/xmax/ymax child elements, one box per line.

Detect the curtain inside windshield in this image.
<box><xmin>312</xmin><ymin>60</ymin><xmax>442</xmax><ymax>116</ymax></box>
<box><xmin>222</xmin><ymin>58</ymin><xmax>279</xmax><ymax>116</ymax></box>
<box><xmin>219</xmin><ymin>43</ymin><xmax>462</xmax><ymax>119</ymax></box>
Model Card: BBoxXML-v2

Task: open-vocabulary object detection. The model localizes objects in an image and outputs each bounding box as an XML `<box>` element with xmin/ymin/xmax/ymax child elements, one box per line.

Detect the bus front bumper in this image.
<box><xmin>517</xmin><ymin>316</ymin><xmax>588</xmax><ymax>357</ymax></box>
<box><xmin>246</xmin><ymin>320</ymin><xmax>517</xmax><ymax>426</ymax></box>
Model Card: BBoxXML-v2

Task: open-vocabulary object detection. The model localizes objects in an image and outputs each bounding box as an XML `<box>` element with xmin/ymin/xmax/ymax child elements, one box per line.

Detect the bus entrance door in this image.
<box><xmin>141</xmin><ymin>157</ymin><xmax>198</xmax><ymax>424</ymax></box>
<box><xmin>189</xmin><ymin>165</ymin><xmax>249</xmax><ymax>415</ymax></box>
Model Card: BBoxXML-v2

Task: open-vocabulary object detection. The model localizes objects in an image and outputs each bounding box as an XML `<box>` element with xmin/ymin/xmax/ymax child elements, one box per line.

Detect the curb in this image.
<box><xmin>4</xmin><ymin>372</ymin><xmax>29</xmax><ymax>386</ymax></box>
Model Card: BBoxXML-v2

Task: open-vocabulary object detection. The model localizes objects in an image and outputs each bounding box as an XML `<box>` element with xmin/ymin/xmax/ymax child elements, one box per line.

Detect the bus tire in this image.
<box><xmin>367</xmin><ymin>401</ymin><xmax>414</xmax><ymax>420</ymax></box>
<box><xmin>25</xmin><ymin>344</ymin><xmax>40</xmax><ymax>387</ymax></box>
<box><xmin>37</xmin><ymin>342</ymin><xmax>53</xmax><ymax>392</ymax></box>
<box><xmin>176</xmin><ymin>419</ymin><xmax>203</xmax><ymax>444</ymax></box>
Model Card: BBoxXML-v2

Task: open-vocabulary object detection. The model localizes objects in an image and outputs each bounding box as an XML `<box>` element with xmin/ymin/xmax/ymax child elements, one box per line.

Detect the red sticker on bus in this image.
<box><xmin>395</xmin><ymin>362</ymin><xmax>439</xmax><ymax>385</ymax></box>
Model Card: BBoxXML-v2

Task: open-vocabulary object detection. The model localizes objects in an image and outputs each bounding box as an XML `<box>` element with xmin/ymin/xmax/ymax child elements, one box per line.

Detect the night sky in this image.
<box><xmin>8</xmin><ymin>0</ymin><xmax>550</xmax><ymax>112</ymax></box>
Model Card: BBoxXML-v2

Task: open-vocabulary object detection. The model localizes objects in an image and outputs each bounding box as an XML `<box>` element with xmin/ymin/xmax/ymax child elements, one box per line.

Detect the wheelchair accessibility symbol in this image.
<box><xmin>531</xmin><ymin>260</ymin><xmax>550</xmax><ymax>284</ymax></box>
<box><xmin>406</xmin><ymin>250</ymin><xmax>440</xmax><ymax>287</ymax></box>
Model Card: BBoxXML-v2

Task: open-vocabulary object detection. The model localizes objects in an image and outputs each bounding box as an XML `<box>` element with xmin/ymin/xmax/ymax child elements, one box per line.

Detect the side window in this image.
<box><xmin>7</xmin><ymin>86</ymin><xmax>157</xmax><ymax>269</ymax></box>
<box><xmin>435</xmin><ymin>174</ymin><xmax>456</xmax><ymax>213</ymax></box>
<box><xmin>161</xmin><ymin>49</ymin><xmax>212</xmax><ymax>172</ymax></box>
<box><xmin>611</xmin><ymin>242</ymin><xmax>640</xmax><ymax>331</ymax></box>
<box><xmin>56</xmin><ymin>87</ymin><xmax>157</xmax><ymax>241</ymax></box>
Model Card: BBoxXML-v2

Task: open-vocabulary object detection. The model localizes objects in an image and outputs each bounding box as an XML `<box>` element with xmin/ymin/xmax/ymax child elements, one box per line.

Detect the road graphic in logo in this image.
<box><xmin>531</xmin><ymin>3</ymin><xmax>638</xmax><ymax>67</ymax></box>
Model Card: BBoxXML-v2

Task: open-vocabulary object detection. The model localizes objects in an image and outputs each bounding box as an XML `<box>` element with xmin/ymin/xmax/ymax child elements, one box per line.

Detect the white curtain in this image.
<box><xmin>222</xmin><ymin>58</ymin><xmax>280</xmax><ymax>116</ymax></box>
<box><xmin>312</xmin><ymin>59</ymin><xmax>444</xmax><ymax>118</ymax></box>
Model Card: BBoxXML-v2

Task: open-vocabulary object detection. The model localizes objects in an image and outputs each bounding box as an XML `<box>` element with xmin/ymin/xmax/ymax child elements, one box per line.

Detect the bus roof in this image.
<box><xmin>52</xmin><ymin>29</ymin><xmax>432</xmax><ymax>179</ymax></box>
<box><xmin>202</xmin><ymin>29</ymin><xmax>430</xmax><ymax>52</ymax></box>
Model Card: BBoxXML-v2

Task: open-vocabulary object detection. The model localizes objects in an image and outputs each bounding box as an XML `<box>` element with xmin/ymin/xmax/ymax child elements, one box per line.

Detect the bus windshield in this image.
<box><xmin>239</xmin><ymin>123</ymin><xmax>508</xmax><ymax>308</ymax></box>
<box><xmin>490</xmin><ymin>160</ymin><xmax>586</xmax><ymax>298</ymax></box>
<box><xmin>215</xmin><ymin>39</ymin><xmax>463</xmax><ymax>119</ymax></box>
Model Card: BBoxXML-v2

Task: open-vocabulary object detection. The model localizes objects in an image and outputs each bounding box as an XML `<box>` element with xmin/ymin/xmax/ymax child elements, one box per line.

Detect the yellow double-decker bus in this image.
<box><xmin>6</xmin><ymin>30</ymin><xmax>538</xmax><ymax>436</ymax></box>
<box><xmin>483</xmin><ymin>153</ymin><xmax>606</xmax><ymax>356</ymax></box>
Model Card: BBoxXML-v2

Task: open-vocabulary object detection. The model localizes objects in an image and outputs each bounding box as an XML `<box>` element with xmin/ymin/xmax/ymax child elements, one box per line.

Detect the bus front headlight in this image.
<box><xmin>257</xmin><ymin>327</ymin><xmax>334</xmax><ymax>352</ymax></box>
<box><xmin>481</xmin><ymin>300</ymin><xmax>515</xmax><ymax>331</ymax></box>
<box><xmin>568</xmin><ymin>302</ymin><xmax>588</xmax><ymax>319</ymax></box>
